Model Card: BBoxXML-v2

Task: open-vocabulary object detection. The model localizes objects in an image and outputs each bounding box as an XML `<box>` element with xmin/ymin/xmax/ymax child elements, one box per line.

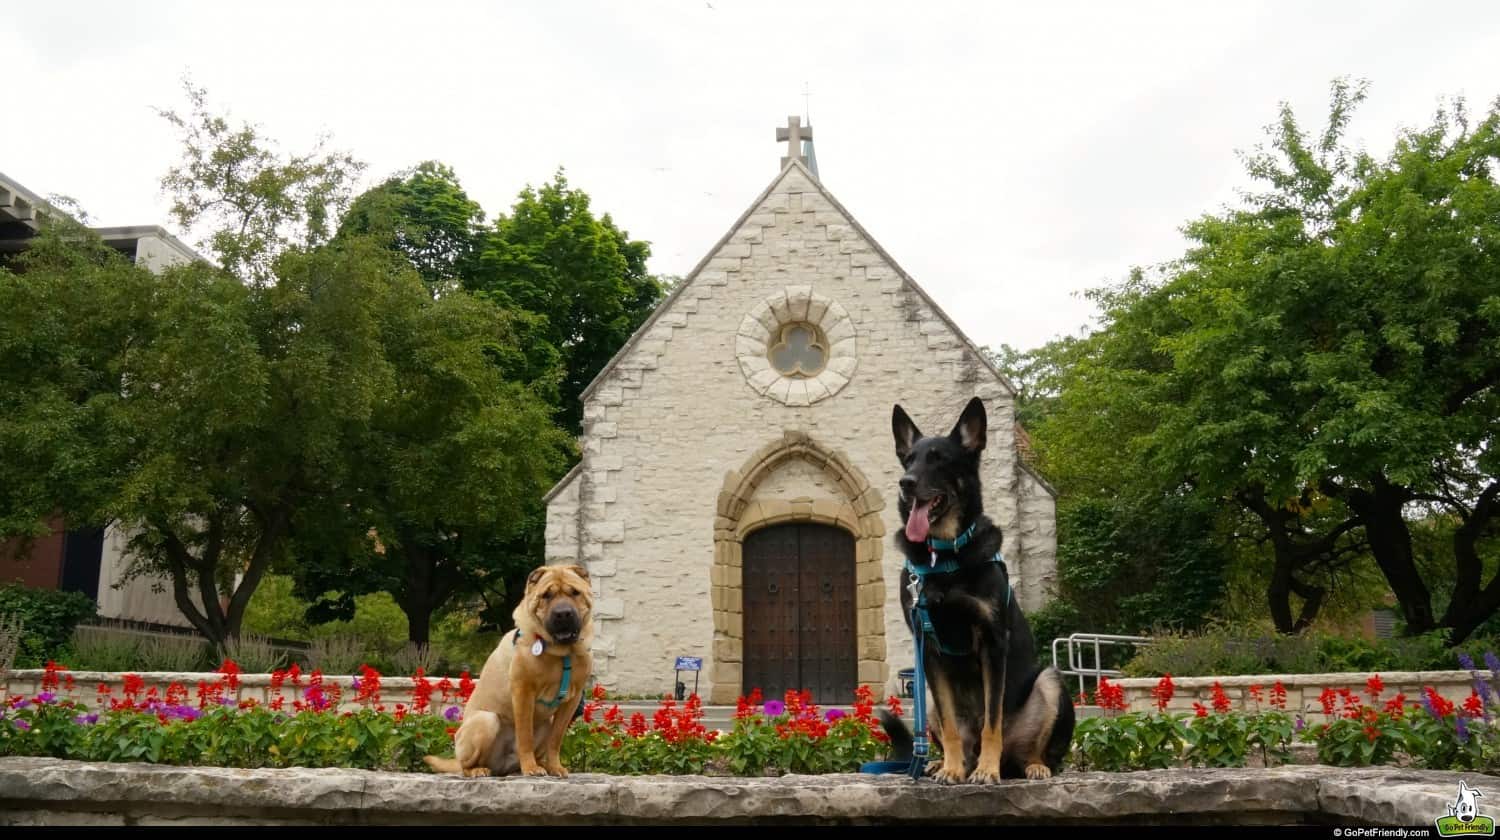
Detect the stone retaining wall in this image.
<box><xmin>0</xmin><ymin>758</ymin><xmax>1482</xmax><ymax>825</ymax></box>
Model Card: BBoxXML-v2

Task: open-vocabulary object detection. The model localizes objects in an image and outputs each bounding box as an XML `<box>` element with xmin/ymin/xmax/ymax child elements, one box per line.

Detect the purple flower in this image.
<box><xmin>1485</xmin><ymin>652</ymin><xmax>1500</xmax><ymax>676</ymax></box>
<box><xmin>12</xmin><ymin>699</ymin><xmax>30</xmax><ymax>710</ymax></box>
<box><xmin>1457</xmin><ymin>715</ymin><xmax>1471</xmax><ymax>745</ymax></box>
<box><xmin>218</xmin><ymin>697</ymin><xmax>236</xmax><ymax>707</ymax></box>
<box><xmin>1294</xmin><ymin>717</ymin><xmax>1305</xmax><ymax>733</ymax></box>
<box><xmin>1459</xmin><ymin>652</ymin><xmax>1478</xmax><ymax>672</ymax></box>
<box><xmin>176</xmin><ymin>707</ymin><xmax>202</xmax><ymax>721</ymax></box>
<box><xmin>351</xmin><ymin>677</ymin><xmax>362</xmax><ymax>691</ymax></box>
<box><xmin>12</xmin><ymin>719</ymin><xmax>29</xmax><ymax>731</ymax></box>
<box><xmin>73</xmin><ymin>713</ymin><xmax>100</xmax><ymax>726</ymax></box>
<box><xmin>824</xmin><ymin>708</ymin><xmax>846</xmax><ymax>722</ymax></box>
<box><xmin>764</xmin><ymin>700</ymin><xmax>785</xmax><ymax>717</ymax></box>
<box><xmin>444</xmin><ymin>706</ymin><xmax>462</xmax><ymax>722</ymax></box>
<box><xmin>36</xmin><ymin>692</ymin><xmax>56</xmax><ymax>704</ymax></box>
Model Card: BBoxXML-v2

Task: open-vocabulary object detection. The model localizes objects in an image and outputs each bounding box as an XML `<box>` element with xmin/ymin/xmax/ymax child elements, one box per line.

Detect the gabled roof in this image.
<box><xmin>580</xmin><ymin>159</ymin><xmax>1021</xmax><ymax>403</ymax></box>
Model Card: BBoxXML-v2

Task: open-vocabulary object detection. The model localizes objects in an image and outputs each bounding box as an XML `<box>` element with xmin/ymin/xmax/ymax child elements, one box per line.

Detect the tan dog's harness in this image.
<box><xmin>512</xmin><ymin>630</ymin><xmax>573</xmax><ymax>709</ymax></box>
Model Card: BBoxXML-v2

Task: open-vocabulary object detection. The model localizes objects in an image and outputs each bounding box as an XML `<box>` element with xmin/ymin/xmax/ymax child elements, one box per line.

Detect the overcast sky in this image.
<box><xmin>6</xmin><ymin>1</ymin><xmax>1499</xmax><ymax>351</ymax></box>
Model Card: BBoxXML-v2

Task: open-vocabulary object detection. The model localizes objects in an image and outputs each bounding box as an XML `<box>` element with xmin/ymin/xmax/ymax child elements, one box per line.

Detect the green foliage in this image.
<box><xmin>1122</xmin><ymin>625</ymin><xmax>1490</xmax><ymax>677</ymax></box>
<box><xmin>468</xmin><ymin>169</ymin><xmax>663</xmax><ymax>433</ymax></box>
<box><xmin>69</xmin><ymin>625</ymin><xmax>142</xmax><ymax>673</ymax></box>
<box><xmin>0</xmin><ymin>586</ymin><xmax>96</xmax><ymax>668</ymax></box>
<box><xmin>338</xmin><ymin>161</ymin><xmax>486</xmax><ymax>294</ymax></box>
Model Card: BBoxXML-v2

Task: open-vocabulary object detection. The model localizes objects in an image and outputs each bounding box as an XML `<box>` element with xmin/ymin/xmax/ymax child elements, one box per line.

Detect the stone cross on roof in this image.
<box><xmin>777</xmin><ymin>115</ymin><xmax>812</xmax><ymax>169</ymax></box>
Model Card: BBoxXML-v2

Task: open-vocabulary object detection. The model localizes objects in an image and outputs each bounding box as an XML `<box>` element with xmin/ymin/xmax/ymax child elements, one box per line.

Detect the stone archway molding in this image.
<box><xmin>709</xmin><ymin>430</ymin><xmax>887</xmax><ymax>704</ymax></box>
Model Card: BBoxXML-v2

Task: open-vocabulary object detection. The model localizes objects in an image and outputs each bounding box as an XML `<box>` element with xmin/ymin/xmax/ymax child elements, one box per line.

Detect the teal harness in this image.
<box><xmin>512</xmin><ymin>630</ymin><xmax>573</xmax><ymax>709</ymax></box>
<box><xmin>908</xmin><ymin>523</ymin><xmax>1011</xmax><ymax>657</ymax></box>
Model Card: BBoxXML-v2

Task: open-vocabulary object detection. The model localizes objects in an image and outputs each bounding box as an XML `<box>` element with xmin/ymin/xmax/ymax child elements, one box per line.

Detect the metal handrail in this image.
<box><xmin>1050</xmin><ymin>632</ymin><xmax>1152</xmax><ymax>700</ymax></box>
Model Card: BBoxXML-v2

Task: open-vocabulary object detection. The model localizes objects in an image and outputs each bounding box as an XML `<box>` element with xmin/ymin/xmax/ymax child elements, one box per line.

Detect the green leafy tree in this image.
<box><xmin>469</xmin><ymin>170</ymin><xmax>664</xmax><ymax>431</ymax></box>
<box><xmin>337</xmin><ymin>161</ymin><xmax>486</xmax><ymax>295</ymax></box>
<box><xmin>1035</xmin><ymin>80</ymin><xmax>1500</xmax><ymax>640</ymax></box>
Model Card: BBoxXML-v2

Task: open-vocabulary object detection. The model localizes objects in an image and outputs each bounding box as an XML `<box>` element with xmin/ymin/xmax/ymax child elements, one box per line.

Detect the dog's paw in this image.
<box><xmin>1024</xmin><ymin>763</ymin><xmax>1053</xmax><ymax>780</ymax></box>
<box><xmin>462</xmin><ymin>767</ymin><xmax>491</xmax><ymax>778</ymax></box>
<box><xmin>520</xmin><ymin>764</ymin><xmax>548</xmax><ymax>777</ymax></box>
<box><xmin>932</xmin><ymin>763</ymin><xmax>967</xmax><ymax>785</ymax></box>
<box><xmin>967</xmin><ymin>766</ymin><xmax>1001</xmax><ymax>785</ymax></box>
<box><xmin>545</xmin><ymin>763</ymin><xmax>570</xmax><ymax>778</ymax></box>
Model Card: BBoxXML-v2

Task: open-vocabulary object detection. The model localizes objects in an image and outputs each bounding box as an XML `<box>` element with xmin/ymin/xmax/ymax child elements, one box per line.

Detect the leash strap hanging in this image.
<box><xmin>909</xmin><ymin>599</ymin><xmax>929</xmax><ymax>780</ymax></box>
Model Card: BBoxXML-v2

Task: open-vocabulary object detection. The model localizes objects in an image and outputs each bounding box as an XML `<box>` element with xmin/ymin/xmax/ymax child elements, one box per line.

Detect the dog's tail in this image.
<box><xmin>878</xmin><ymin>708</ymin><xmax>914</xmax><ymax>761</ymax></box>
<box><xmin>423</xmin><ymin>755</ymin><xmax>462</xmax><ymax>774</ymax></box>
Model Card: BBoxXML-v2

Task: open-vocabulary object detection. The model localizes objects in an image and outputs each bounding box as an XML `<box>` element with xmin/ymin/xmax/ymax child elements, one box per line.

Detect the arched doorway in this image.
<box><xmin>741</xmin><ymin>522</ymin><xmax>856</xmax><ymax>704</ymax></box>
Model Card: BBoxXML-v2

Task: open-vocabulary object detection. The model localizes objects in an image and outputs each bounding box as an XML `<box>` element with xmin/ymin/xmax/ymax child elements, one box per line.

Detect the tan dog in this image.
<box><xmin>423</xmin><ymin>564</ymin><xmax>594</xmax><ymax>778</ymax></box>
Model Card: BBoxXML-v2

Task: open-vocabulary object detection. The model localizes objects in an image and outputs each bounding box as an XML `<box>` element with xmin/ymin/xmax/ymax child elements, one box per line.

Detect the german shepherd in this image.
<box><xmin>423</xmin><ymin>564</ymin><xmax>594</xmax><ymax>778</ymax></box>
<box><xmin>880</xmin><ymin>397</ymin><xmax>1074</xmax><ymax>783</ymax></box>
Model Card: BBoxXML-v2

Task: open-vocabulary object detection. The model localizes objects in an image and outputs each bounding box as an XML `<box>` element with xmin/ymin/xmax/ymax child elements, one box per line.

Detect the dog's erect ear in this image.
<box><xmin>565</xmin><ymin>564</ymin><xmax>590</xmax><ymax>583</ymax></box>
<box><xmin>948</xmin><ymin>397</ymin><xmax>987</xmax><ymax>454</ymax></box>
<box><xmin>526</xmin><ymin>566</ymin><xmax>549</xmax><ymax>591</ymax></box>
<box><xmin>892</xmin><ymin>404</ymin><xmax>923</xmax><ymax>462</ymax></box>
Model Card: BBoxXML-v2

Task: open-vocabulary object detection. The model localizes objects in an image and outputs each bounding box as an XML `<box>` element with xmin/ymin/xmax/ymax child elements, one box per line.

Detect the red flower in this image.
<box><xmin>1384</xmin><ymin>693</ymin><xmax>1407</xmax><ymax>719</ymax></box>
<box><xmin>1193</xmin><ymin>702</ymin><xmax>1208</xmax><ymax>718</ymax></box>
<box><xmin>1270</xmin><ymin>681</ymin><xmax>1287</xmax><ymax>710</ymax></box>
<box><xmin>355</xmin><ymin>665</ymin><xmax>382</xmax><ymax>705</ymax></box>
<box><xmin>853</xmin><ymin>684</ymin><xmax>876</xmax><ymax>723</ymax></box>
<box><xmin>411</xmin><ymin>669</ymin><xmax>434</xmax><ymax>714</ymax></box>
<box><xmin>123</xmin><ymin>674</ymin><xmax>145</xmax><ymax>698</ymax></box>
<box><xmin>270</xmin><ymin>696</ymin><xmax>285</xmax><ymax>712</ymax></box>
<box><xmin>1152</xmin><ymin>674</ymin><xmax>1176</xmax><ymax>712</ymax></box>
<box><xmin>42</xmin><ymin>661</ymin><xmax>65</xmax><ymax>692</ymax></box>
<box><xmin>165</xmin><ymin>682</ymin><xmax>187</xmax><ymax>706</ymax></box>
<box><xmin>627</xmin><ymin>712</ymin><xmax>648</xmax><ymax>738</ymax></box>
<box><xmin>1211</xmin><ymin>682</ymin><xmax>1232</xmax><ymax>715</ymax></box>
<box><xmin>64</xmin><ymin>674</ymin><xmax>75</xmax><ymax>693</ymax></box>
<box><xmin>887</xmin><ymin>695</ymin><xmax>904</xmax><ymax>717</ymax></box>
<box><xmin>288</xmin><ymin>663</ymin><xmax>302</xmax><ymax>686</ymax></box>
<box><xmin>270</xmin><ymin>670</ymin><xmax>286</xmax><ymax>691</ymax></box>
<box><xmin>1342</xmin><ymin>691</ymin><xmax>1363</xmax><ymax>720</ymax></box>
<box><xmin>604</xmin><ymin>704</ymin><xmax>623</xmax><ymax>726</ymax></box>
<box><xmin>1319</xmin><ymin>688</ymin><xmax>1338</xmax><ymax>716</ymax></box>
<box><xmin>1365</xmin><ymin>675</ymin><xmax>1384</xmax><ymax>701</ymax></box>
<box><xmin>217</xmin><ymin>659</ymin><xmax>242</xmax><ymax>692</ymax></box>
<box><xmin>459</xmin><ymin>671</ymin><xmax>475</xmax><ymax>704</ymax></box>
<box><xmin>1426</xmin><ymin>687</ymin><xmax>1456</xmax><ymax>718</ymax></box>
<box><xmin>437</xmin><ymin>677</ymin><xmax>454</xmax><ymax>703</ymax></box>
<box><xmin>592</xmin><ymin>684</ymin><xmax>607</xmax><ymax>702</ymax></box>
<box><xmin>1248</xmin><ymin>684</ymin><xmax>1263</xmax><ymax>706</ymax></box>
<box><xmin>1464</xmin><ymin>690</ymin><xmax>1485</xmax><ymax>719</ymax></box>
<box><xmin>748</xmin><ymin>688</ymin><xmax>763</xmax><ymax>707</ymax></box>
<box><xmin>1363</xmin><ymin>725</ymin><xmax>1381</xmax><ymax>743</ymax></box>
<box><xmin>445</xmin><ymin>726</ymin><xmax>457</xmax><ymax>738</ymax></box>
<box><xmin>1097</xmin><ymin>677</ymin><xmax>1128</xmax><ymax>712</ymax></box>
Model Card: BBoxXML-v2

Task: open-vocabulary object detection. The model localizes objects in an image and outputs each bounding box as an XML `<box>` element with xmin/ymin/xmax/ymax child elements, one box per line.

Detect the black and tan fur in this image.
<box><xmin>881</xmin><ymin>397</ymin><xmax>1073</xmax><ymax>783</ymax></box>
<box><xmin>423</xmin><ymin>564</ymin><xmax>594</xmax><ymax>778</ymax></box>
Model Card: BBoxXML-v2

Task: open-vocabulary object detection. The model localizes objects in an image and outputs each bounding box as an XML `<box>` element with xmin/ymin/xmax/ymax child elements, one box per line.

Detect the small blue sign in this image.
<box><xmin>674</xmin><ymin>656</ymin><xmax>703</xmax><ymax>672</ymax></box>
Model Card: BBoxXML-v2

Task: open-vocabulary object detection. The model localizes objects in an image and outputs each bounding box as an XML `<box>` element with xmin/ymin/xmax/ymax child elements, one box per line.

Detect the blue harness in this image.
<box><xmin>861</xmin><ymin>522</ymin><xmax>1010</xmax><ymax>780</ymax></box>
<box><xmin>512</xmin><ymin>630</ymin><xmax>573</xmax><ymax>709</ymax></box>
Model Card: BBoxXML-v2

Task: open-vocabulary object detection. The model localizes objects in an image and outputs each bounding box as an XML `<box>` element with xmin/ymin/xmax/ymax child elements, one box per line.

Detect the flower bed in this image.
<box><xmin>1076</xmin><ymin>663</ymin><xmax>1500</xmax><ymax>773</ymax></box>
<box><xmin>0</xmin><ymin>660</ymin><xmax>900</xmax><ymax>776</ymax></box>
<box><xmin>9</xmin><ymin>653</ymin><xmax>1500</xmax><ymax>777</ymax></box>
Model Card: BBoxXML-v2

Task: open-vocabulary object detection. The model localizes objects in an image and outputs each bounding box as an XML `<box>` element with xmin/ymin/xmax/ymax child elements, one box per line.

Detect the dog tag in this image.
<box><xmin>531</xmin><ymin>639</ymin><xmax>544</xmax><ymax>657</ymax></box>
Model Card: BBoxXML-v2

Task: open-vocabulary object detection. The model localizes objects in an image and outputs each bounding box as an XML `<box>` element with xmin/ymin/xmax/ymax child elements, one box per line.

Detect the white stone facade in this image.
<box><xmin>544</xmin><ymin>161</ymin><xmax>1057</xmax><ymax>702</ymax></box>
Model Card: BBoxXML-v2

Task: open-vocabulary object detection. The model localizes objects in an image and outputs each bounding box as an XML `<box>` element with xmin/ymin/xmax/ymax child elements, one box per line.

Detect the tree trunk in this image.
<box><xmin>399</xmin><ymin>540</ymin><xmax>462</xmax><ymax>646</ymax></box>
<box><xmin>1327</xmin><ymin>477</ymin><xmax>1435</xmax><ymax>635</ymax></box>
<box><xmin>1440</xmin><ymin>481</ymin><xmax>1500</xmax><ymax>644</ymax></box>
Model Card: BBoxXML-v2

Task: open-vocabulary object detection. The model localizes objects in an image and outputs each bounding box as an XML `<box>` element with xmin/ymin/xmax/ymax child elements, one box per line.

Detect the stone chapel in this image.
<box><xmin>544</xmin><ymin>118</ymin><xmax>1058</xmax><ymax>704</ymax></box>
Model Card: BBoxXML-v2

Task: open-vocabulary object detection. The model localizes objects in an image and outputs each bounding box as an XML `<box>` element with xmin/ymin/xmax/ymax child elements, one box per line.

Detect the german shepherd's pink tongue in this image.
<box><xmin>905</xmin><ymin>498</ymin><xmax>933</xmax><ymax>543</ymax></box>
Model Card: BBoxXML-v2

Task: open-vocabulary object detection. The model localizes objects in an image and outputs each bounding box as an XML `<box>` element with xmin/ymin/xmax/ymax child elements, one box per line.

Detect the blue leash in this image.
<box><xmin>861</xmin><ymin>533</ymin><xmax>1007</xmax><ymax>780</ymax></box>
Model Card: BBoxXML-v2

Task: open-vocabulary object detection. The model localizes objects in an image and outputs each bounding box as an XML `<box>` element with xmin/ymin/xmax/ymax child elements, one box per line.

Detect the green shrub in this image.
<box><xmin>69</xmin><ymin>624</ymin><xmax>141</xmax><ymax>672</ymax></box>
<box><xmin>0</xmin><ymin>585</ymin><xmax>97</xmax><ymax>667</ymax></box>
<box><xmin>137</xmin><ymin>633</ymin><xmax>210</xmax><ymax>672</ymax></box>
<box><xmin>220</xmin><ymin>633</ymin><xmax>286</xmax><ymax>672</ymax></box>
<box><xmin>1121</xmin><ymin>624</ymin><xmax>1496</xmax><ymax>678</ymax></box>
<box><xmin>306</xmin><ymin>635</ymin><xmax>366</xmax><ymax>675</ymax></box>
<box><xmin>0</xmin><ymin>612</ymin><xmax>23</xmax><ymax>672</ymax></box>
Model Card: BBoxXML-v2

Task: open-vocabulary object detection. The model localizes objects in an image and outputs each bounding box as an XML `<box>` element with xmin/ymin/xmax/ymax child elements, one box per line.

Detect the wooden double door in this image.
<box><xmin>741</xmin><ymin>522</ymin><xmax>857</xmax><ymax>705</ymax></box>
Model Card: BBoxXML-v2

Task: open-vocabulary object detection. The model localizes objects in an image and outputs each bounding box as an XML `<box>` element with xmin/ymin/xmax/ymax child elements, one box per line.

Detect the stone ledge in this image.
<box><xmin>0</xmin><ymin>758</ymin><xmax>1488</xmax><ymax>825</ymax></box>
